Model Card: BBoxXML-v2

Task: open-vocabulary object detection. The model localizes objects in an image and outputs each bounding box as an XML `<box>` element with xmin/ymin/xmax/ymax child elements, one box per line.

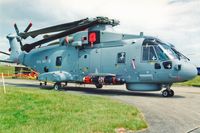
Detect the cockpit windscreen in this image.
<box><xmin>142</xmin><ymin>38</ymin><xmax>190</xmax><ymax>61</ymax></box>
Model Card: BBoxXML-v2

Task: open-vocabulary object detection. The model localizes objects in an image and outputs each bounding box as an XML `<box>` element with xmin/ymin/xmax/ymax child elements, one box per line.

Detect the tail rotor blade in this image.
<box><xmin>14</xmin><ymin>23</ymin><xmax>19</xmax><ymax>35</ymax></box>
<box><xmin>16</xmin><ymin>37</ymin><xmax>23</xmax><ymax>47</ymax></box>
<box><xmin>13</xmin><ymin>23</ymin><xmax>23</xmax><ymax>46</ymax></box>
<box><xmin>24</xmin><ymin>22</ymin><xmax>32</xmax><ymax>32</ymax></box>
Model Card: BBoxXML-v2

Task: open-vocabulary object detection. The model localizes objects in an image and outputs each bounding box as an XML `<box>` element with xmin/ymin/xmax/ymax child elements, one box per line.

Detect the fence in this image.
<box><xmin>2</xmin><ymin>72</ymin><xmax>38</xmax><ymax>79</ymax></box>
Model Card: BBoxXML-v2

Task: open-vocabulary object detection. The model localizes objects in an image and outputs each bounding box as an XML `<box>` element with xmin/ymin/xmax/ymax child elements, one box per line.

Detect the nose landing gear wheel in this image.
<box><xmin>162</xmin><ymin>89</ymin><xmax>174</xmax><ymax>97</ymax></box>
<box><xmin>162</xmin><ymin>90</ymin><xmax>169</xmax><ymax>97</ymax></box>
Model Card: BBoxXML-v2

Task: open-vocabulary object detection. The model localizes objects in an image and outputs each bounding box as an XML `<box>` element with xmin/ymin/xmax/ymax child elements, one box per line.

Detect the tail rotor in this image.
<box><xmin>0</xmin><ymin>22</ymin><xmax>33</xmax><ymax>64</ymax></box>
<box><xmin>13</xmin><ymin>22</ymin><xmax>33</xmax><ymax>48</ymax></box>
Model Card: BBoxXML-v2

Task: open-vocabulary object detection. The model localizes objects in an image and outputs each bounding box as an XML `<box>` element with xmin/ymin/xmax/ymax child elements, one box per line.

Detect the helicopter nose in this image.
<box><xmin>178</xmin><ymin>63</ymin><xmax>197</xmax><ymax>81</ymax></box>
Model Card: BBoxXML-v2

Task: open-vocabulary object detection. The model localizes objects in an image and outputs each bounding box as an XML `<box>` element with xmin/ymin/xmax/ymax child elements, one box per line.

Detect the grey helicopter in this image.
<box><xmin>0</xmin><ymin>16</ymin><xmax>197</xmax><ymax>97</ymax></box>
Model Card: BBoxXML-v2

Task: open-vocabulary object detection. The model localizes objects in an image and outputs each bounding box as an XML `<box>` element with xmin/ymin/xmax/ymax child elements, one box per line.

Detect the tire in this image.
<box><xmin>162</xmin><ymin>90</ymin><xmax>169</xmax><ymax>97</ymax></box>
<box><xmin>169</xmin><ymin>90</ymin><xmax>174</xmax><ymax>97</ymax></box>
<box><xmin>95</xmin><ymin>84</ymin><xmax>103</xmax><ymax>89</ymax></box>
<box><xmin>54</xmin><ymin>83</ymin><xmax>61</xmax><ymax>91</ymax></box>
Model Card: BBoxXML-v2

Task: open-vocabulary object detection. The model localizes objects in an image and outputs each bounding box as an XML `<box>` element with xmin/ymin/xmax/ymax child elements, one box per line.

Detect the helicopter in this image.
<box><xmin>0</xmin><ymin>16</ymin><xmax>197</xmax><ymax>97</ymax></box>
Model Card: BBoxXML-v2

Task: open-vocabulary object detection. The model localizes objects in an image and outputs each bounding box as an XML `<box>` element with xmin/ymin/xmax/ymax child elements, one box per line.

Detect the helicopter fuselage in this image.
<box><xmin>19</xmin><ymin>30</ymin><xmax>197</xmax><ymax>91</ymax></box>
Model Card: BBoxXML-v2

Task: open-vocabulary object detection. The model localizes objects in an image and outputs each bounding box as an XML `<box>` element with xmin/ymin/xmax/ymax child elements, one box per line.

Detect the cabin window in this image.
<box><xmin>56</xmin><ymin>56</ymin><xmax>62</xmax><ymax>66</ymax></box>
<box><xmin>44</xmin><ymin>66</ymin><xmax>49</xmax><ymax>72</ymax></box>
<box><xmin>117</xmin><ymin>52</ymin><xmax>126</xmax><ymax>63</ymax></box>
<box><xmin>163</xmin><ymin>61</ymin><xmax>172</xmax><ymax>69</ymax></box>
<box><xmin>142</xmin><ymin>46</ymin><xmax>157</xmax><ymax>61</ymax></box>
<box><xmin>155</xmin><ymin>63</ymin><xmax>161</xmax><ymax>69</ymax></box>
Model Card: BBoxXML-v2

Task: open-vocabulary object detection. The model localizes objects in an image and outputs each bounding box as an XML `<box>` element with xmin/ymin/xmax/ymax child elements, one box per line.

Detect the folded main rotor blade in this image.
<box><xmin>21</xmin><ymin>19</ymin><xmax>99</xmax><ymax>52</ymax></box>
<box><xmin>0</xmin><ymin>51</ymin><xmax>10</xmax><ymax>56</ymax></box>
<box><xmin>19</xmin><ymin>18</ymin><xmax>88</xmax><ymax>39</ymax></box>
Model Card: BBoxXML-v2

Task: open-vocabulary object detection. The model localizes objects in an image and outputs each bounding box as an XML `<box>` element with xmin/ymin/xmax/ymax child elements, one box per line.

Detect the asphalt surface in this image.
<box><xmin>1</xmin><ymin>78</ymin><xmax>200</xmax><ymax>133</ymax></box>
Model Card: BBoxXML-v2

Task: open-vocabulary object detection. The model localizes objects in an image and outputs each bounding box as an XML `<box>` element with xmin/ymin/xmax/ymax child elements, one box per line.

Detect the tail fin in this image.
<box><xmin>6</xmin><ymin>33</ymin><xmax>22</xmax><ymax>62</ymax></box>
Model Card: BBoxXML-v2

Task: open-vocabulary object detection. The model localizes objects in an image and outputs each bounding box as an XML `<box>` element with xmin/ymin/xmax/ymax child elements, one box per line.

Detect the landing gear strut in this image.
<box><xmin>162</xmin><ymin>85</ymin><xmax>174</xmax><ymax>97</ymax></box>
<box><xmin>63</xmin><ymin>82</ymin><xmax>68</xmax><ymax>87</ymax></box>
<box><xmin>39</xmin><ymin>81</ymin><xmax>47</xmax><ymax>88</ymax></box>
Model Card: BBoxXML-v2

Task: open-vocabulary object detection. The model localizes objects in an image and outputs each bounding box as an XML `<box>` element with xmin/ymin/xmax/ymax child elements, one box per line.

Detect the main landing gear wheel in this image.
<box><xmin>54</xmin><ymin>82</ymin><xmax>61</xmax><ymax>91</ymax></box>
<box><xmin>95</xmin><ymin>84</ymin><xmax>103</xmax><ymax>89</ymax></box>
<box><xmin>162</xmin><ymin>89</ymin><xmax>174</xmax><ymax>97</ymax></box>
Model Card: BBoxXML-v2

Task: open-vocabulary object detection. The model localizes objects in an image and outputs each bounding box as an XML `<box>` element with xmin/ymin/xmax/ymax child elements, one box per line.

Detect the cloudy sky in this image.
<box><xmin>0</xmin><ymin>0</ymin><xmax>200</xmax><ymax>66</ymax></box>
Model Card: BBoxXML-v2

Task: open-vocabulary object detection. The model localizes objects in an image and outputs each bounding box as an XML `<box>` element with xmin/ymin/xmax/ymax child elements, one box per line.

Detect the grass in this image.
<box><xmin>0</xmin><ymin>65</ymin><xmax>14</xmax><ymax>74</ymax></box>
<box><xmin>0</xmin><ymin>86</ymin><xmax>147</xmax><ymax>133</ymax></box>
<box><xmin>175</xmin><ymin>76</ymin><xmax>200</xmax><ymax>87</ymax></box>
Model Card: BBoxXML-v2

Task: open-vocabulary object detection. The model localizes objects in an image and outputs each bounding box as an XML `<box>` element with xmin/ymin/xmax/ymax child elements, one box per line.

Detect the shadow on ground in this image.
<box><xmin>6</xmin><ymin>82</ymin><xmax>185</xmax><ymax>98</ymax></box>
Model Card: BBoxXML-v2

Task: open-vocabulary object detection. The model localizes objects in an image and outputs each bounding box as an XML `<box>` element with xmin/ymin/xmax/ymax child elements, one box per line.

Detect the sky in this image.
<box><xmin>0</xmin><ymin>0</ymin><xmax>200</xmax><ymax>66</ymax></box>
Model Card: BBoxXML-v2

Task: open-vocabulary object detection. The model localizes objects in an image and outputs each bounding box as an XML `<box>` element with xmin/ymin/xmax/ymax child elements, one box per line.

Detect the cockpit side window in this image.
<box><xmin>142</xmin><ymin>47</ymin><xmax>149</xmax><ymax>61</ymax></box>
<box><xmin>149</xmin><ymin>47</ymin><xmax>157</xmax><ymax>61</ymax></box>
<box><xmin>142</xmin><ymin>46</ymin><xmax>157</xmax><ymax>61</ymax></box>
<box><xmin>154</xmin><ymin>46</ymin><xmax>169</xmax><ymax>61</ymax></box>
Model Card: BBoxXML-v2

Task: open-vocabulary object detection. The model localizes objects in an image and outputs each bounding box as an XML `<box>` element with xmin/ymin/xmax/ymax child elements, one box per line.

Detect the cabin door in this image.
<box><xmin>78</xmin><ymin>50</ymin><xmax>90</xmax><ymax>76</ymax></box>
<box><xmin>89</xmin><ymin>48</ymin><xmax>102</xmax><ymax>74</ymax></box>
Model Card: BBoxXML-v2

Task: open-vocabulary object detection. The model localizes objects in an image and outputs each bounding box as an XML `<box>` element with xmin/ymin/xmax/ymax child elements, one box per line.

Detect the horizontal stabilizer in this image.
<box><xmin>0</xmin><ymin>51</ymin><xmax>10</xmax><ymax>56</ymax></box>
<box><xmin>0</xmin><ymin>60</ymin><xmax>15</xmax><ymax>63</ymax></box>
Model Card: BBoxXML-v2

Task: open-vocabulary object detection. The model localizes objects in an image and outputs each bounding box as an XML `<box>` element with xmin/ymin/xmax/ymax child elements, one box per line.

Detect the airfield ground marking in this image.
<box><xmin>1</xmin><ymin>73</ymin><xmax>6</xmax><ymax>93</ymax></box>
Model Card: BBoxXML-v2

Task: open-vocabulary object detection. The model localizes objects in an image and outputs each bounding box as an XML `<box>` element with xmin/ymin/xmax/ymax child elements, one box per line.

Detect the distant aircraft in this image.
<box><xmin>197</xmin><ymin>67</ymin><xmax>200</xmax><ymax>75</ymax></box>
<box><xmin>0</xmin><ymin>17</ymin><xmax>197</xmax><ymax>97</ymax></box>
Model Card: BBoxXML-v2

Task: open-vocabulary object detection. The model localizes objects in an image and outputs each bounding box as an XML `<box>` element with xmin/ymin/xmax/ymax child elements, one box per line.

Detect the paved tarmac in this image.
<box><xmin>1</xmin><ymin>78</ymin><xmax>200</xmax><ymax>133</ymax></box>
